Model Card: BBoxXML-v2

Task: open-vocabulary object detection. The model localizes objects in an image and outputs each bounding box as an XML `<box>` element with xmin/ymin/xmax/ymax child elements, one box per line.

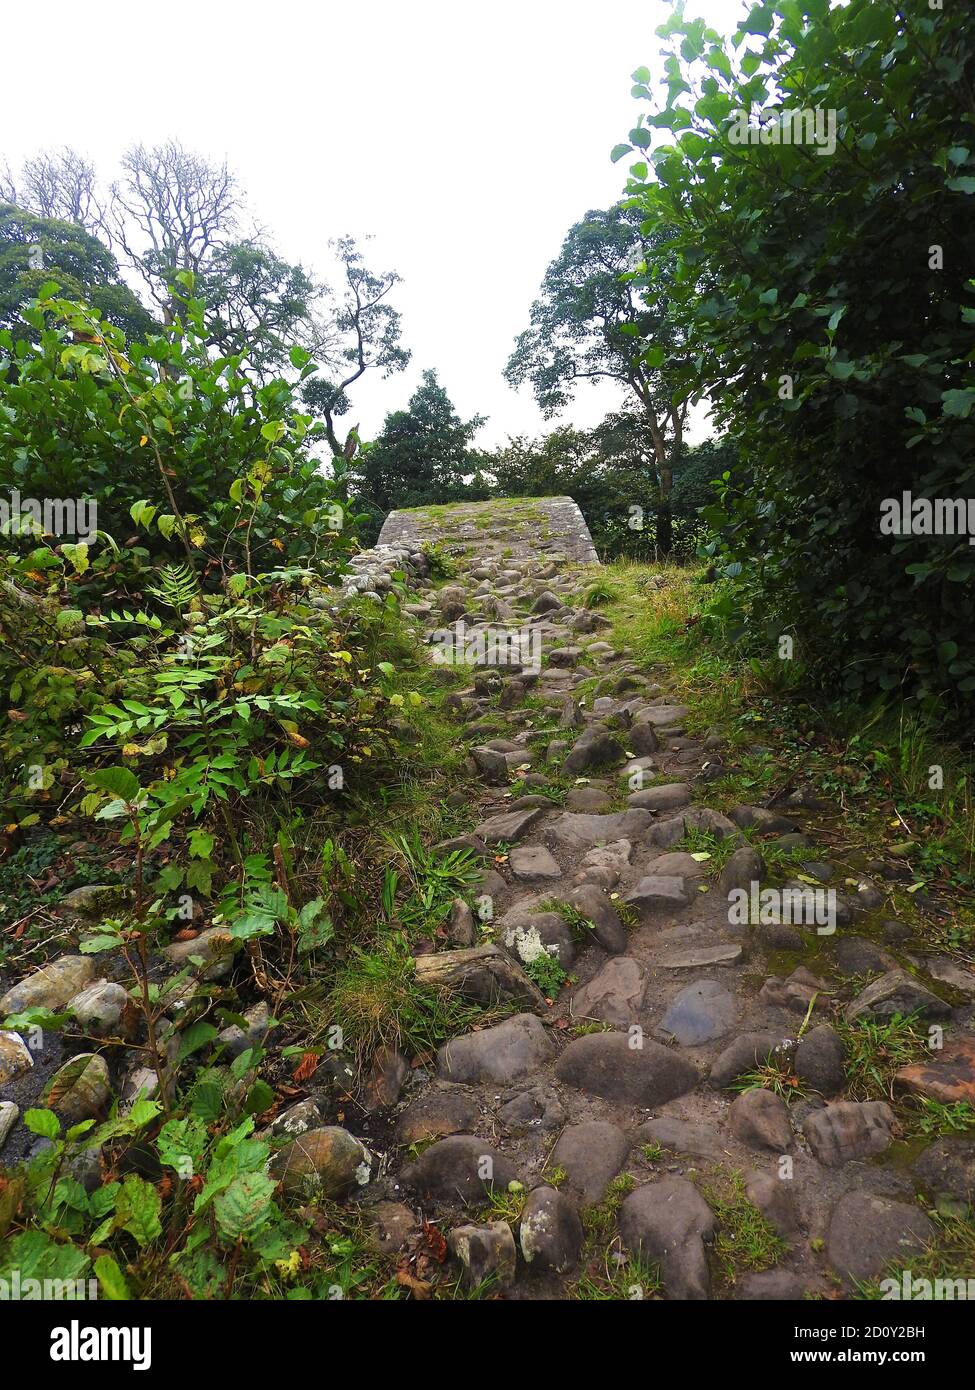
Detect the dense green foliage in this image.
<box><xmin>0</xmin><ymin>287</ymin><xmax>464</xmax><ymax>1296</ymax></box>
<box><xmin>615</xmin><ymin>0</ymin><xmax>975</xmax><ymax>717</ymax></box>
<box><xmin>481</xmin><ymin>418</ymin><xmax>733</xmax><ymax>560</ymax></box>
<box><xmin>505</xmin><ymin>204</ymin><xmax>689</xmax><ymax>551</ymax></box>
<box><xmin>350</xmin><ymin>370</ymin><xmax>489</xmax><ymax>540</ymax></box>
<box><xmin>0</xmin><ymin>283</ymin><xmax>347</xmax><ymax>558</ymax></box>
<box><xmin>0</xmin><ymin>203</ymin><xmax>153</xmax><ymax>341</ymax></box>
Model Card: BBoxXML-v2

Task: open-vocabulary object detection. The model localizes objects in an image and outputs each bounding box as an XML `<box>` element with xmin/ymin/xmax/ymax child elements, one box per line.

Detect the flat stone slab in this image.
<box><xmin>916</xmin><ymin>955</ymin><xmax>975</xmax><ymax>995</ymax></box>
<box><xmin>655</xmin><ymin>944</ymin><xmax>743</xmax><ymax>970</ymax></box>
<box><xmin>627</xmin><ymin>783</ymin><xmax>691</xmax><ymax>811</ymax></box>
<box><xmin>571</xmin><ymin>957</ymin><xmax>646</xmax><ymax>1028</ymax></box>
<box><xmin>895</xmin><ymin>1035</ymin><xmax>975</xmax><ymax>1105</ymax></box>
<box><xmin>623</xmin><ymin>874</ymin><xmax>694</xmax><ymax>916</ymax></box>
<box><xmin>637</xmin><ymin>1117</ymin><xmax>726</xmax><ymax>1161</ymax></box>
<box><xmin>634</xmin><ymin>704</ymin><xmax>690</xmax><ymax>727</ymax></box>
<box><xmin>846</xmin><ymin>968</ymin><xmax>951</xmax><ymax>1022</ymax></box>
<box><xmin>657</xmin><ymin>980</ymin><xmax>737</xmax><ymax>1046</ymax></box>
<box><xmin>508</xmin><ymin>845</ymin><xmax>562</xmax><ymax>880</ymax></box>
<box><xmin>473</xmin><ymin>808</ymin><xmax>544</xmax><ymax>846</ymax></box>
<box><xmin>379</xmin><ymin>496</ymin><xmax>600</xmax><ymax>564</ymax></box>
<box><xmin>548</xmin><ymin>810</ymin><xmax>652</xmax><ymax>852</ymax></box>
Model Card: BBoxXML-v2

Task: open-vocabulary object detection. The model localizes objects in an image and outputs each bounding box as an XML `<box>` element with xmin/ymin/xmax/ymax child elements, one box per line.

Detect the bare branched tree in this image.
<box><xmin>19</xmin><ymin>148</ymin><xmax>100</xmax><ymax>229</ymax></box>
<box><xmin>0</xmin><ymin>161</ymin><xmax>16</xmax><ymax>204</ymax></box>
<box><xmin>108</xmin><ymin>140</ymin><xmax>244</xmax><ymax>323</ymax></box>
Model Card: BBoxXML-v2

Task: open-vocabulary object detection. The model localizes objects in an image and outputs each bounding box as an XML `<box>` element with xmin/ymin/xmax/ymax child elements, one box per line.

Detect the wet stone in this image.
<box><xmin>550</xmin><ymin>1121</ymin><xmax>631</xmax><ymax>1203</ymax></box>
<box><xmin>827</xmin><ymin>1192</ymin><xmax>934</xmax><ymax>1285</ymax></box>
<box><xmin>403</xmin><ymin>1136</ymin><xmax>519</xmax><ymax>1207</ymax></box>
<box><xmin>437</xmin><ymin>1013</ymin><xmax>554</xmax><ymax>1084</ymax></box>
<box><xmin>657</xmin><ymin>980</ymin><xmax>737</xmax><ymax>1046</ymax></box>
<box><xmin>555</xmin><ymin>1032</ymin><xmax>698</xmax><ymax>1107</ymax></box>
<box><xmin>395</xmin><ymin>1088</ymin><xmax>476</xmax><ymax>1146</ymax></box>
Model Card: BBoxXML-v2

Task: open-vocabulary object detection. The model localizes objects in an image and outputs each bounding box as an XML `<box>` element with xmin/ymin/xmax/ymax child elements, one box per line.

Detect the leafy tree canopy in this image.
<box><xmin>0</xmin><ymin>203</ymin><xmax>153</xmax><ymax>341</ymax></box>
<box><xmin>616</xmin><ymin>0</ymin><xmax>975</xmax><ymax>713</ymax></box>
<box><xmin>352</xmin><ymin>369</ymin><xmax>487</xmax><ymax>523</ymax></box>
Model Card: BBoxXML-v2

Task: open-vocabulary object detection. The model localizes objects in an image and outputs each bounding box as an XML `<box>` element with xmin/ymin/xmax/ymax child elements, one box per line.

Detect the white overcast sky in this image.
<box><xmin>3</xmin><ymin>0</ymin><xmax>747</xmax><ymax>447</ymax></box>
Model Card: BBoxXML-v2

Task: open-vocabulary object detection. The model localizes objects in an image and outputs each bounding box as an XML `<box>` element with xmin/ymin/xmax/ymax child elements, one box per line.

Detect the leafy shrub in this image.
<box><xmin>618</xmin><ymin>1</ymin><xmax>975</xmax><ymax>719</ymax></box>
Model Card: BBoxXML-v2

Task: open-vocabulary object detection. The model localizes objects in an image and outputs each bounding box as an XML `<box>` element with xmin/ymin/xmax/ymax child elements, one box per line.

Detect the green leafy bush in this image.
<box><xmin>618</xmin><ymin>1</ymin><xmax>975</xmax><ymax>718</ymax></box>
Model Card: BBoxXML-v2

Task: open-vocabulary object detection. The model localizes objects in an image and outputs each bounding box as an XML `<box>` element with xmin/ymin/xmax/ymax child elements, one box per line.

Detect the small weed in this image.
<box><xmin>523</xmin><ymin>949</ymin><xmax>569</xmax><ymax>996</ymax></box>
<box><xmin>571</xmin><ymin>1254</ymin><xmax>662</xmax><ymax>1300</ymax></box>
<box><xmin>612</xmin><ymin>899</ymin><xmax>639</xmax><ymax>929</ymax></box>
<box><xmin>700</xmin><ymin>1170</ymin><xmax>788</xmax><ymax>1285</ymax></box>
<box><xmin>571</xmin><ymin>1019</ymin><xmax>615</xmax><ymax>1036</ymax></box>
<box><xmin>480</xmin><ymin>1182</ymin><xmax>527</xmax><ymax>1226</ymax></box>
<box><xmin>912</xmin><ymin>1099</ymin><xmax>975</xmax><ymax>1137</ymax></box>
<box><xmin>539</xmin><ymin>898</ymin><xmax>597</xmax><ymax>940</ymax></box>
<box><xmin>837</xmin><ymin>1013</ymin><xmax>931</xmax><ymax>1101</ymax></box>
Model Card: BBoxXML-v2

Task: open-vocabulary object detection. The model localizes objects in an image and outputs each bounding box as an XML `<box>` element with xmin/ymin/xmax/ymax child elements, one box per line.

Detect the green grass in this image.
<box><xmin>836</xmin><ymin>1013</ymin><xmax>931</xmax><ymax>1102</ymax></box>
<box><xmin>912</xmin><ymin>1098</ymin><xmax>975</xmax><ymax>1137</ymax></box>
<box><xmin>581</xmin><ymin>1173</ymin><xmax>635</xmax><ymax>1242</ymax></box>
<box><xmin>589</xmin><ymin>558</ymin><xmax>975</xmax><ymax>921</ymax></box>
<box><xmin>699</xmin><ymin>1170</ymin><xmax>789</xmax><ymax>1286</ymax></box>
<box><xmin>580</xmin><ymin>579</ymin><xmax>620</xmax><ymax>609</ymax></box>
<box><xmin>854</xmin><ymin>1212</ymin><xmax>975</xmax><ymax>1300</ymax></box>
<box><xmin>571</xmin><ymin>1253</ymin><xmax>662</xmax><ymax>1300</ymax></box>
<box><xmin>319</xmin><ymin>934</ymin><xmax>504</xmax><ymax>1066</ymax></box>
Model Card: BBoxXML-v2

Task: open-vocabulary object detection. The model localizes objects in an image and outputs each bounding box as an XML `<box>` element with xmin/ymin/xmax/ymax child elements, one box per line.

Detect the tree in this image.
<box><xmin>482</xmin><ymin>413</ymin><xmax>727</xmax><ymax>560</ymax></box>
<box><xmin>505</xmin><ymin>204</ymin><xmax>689</xmax><ymax>553</ymax></box>
<box><xmin>108</xmin><ymin>140</ymin><xmax>243</xmax><ymax>324</ymax></box>
<box><xmin>617</xmin><ymin>0</ymin><xmax>975</xmax><ymax>715</ymax></box>
<box><xmin>0</xmin><ymin>203</ymin><xmax>153</xmax><ymax>341</ymax></box>
<box><xmin>302</xmin><ymin>237</ymin><xmax>410</xmax><ymax>458</ymax></box>
<box><xmin>199</xmin><ymin>241</ymin><xmax>327</xmax><ymax>382</ymax></box>
<box><xmin>353</xmin><ymin>370</ymin><xmax>485</xmax><ymax>518</ymax></box>
<box><xmin>17</xmin><ymin>147</ymin><xmax>100</xmax><ymax>230</ymax></box>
